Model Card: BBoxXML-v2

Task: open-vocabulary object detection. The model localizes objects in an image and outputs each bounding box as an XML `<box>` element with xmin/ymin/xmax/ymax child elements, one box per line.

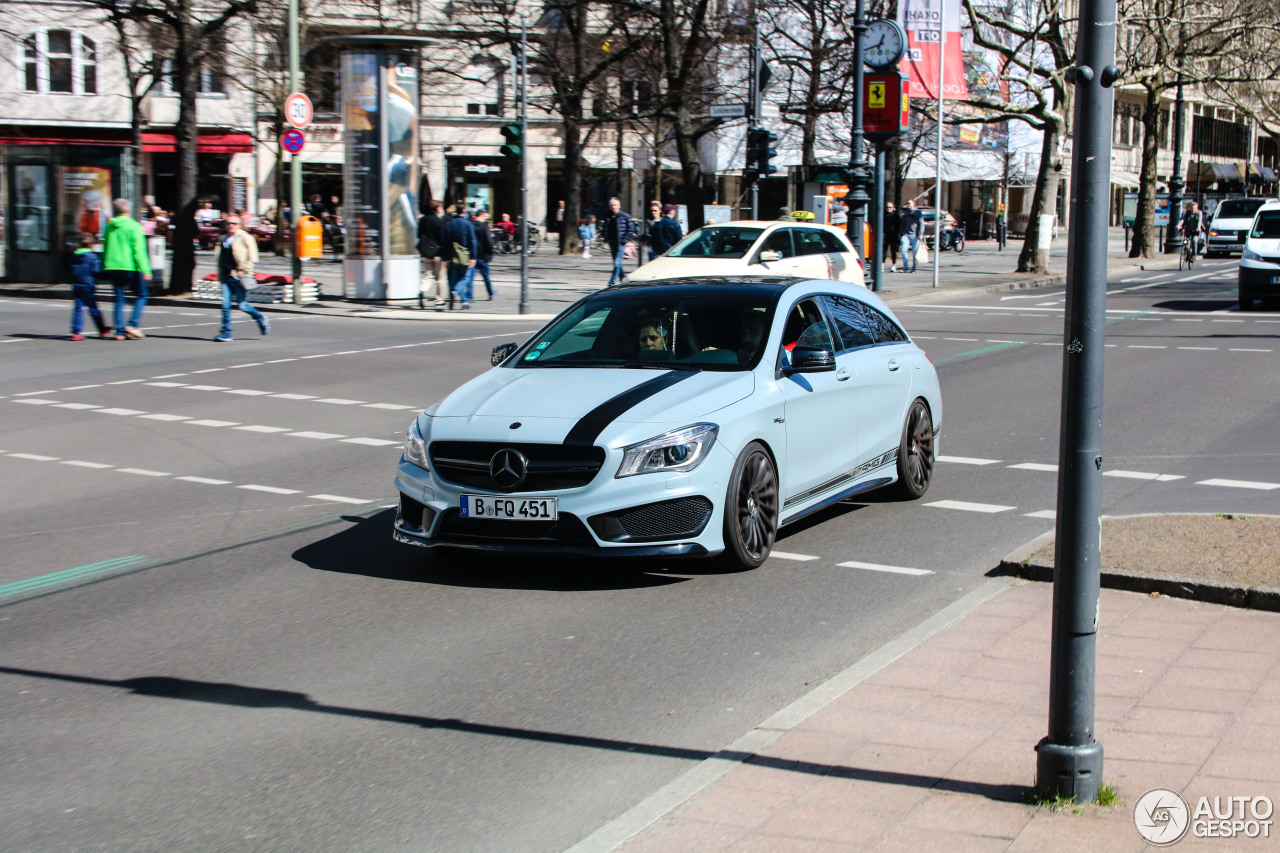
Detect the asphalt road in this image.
<box><xmin>2</xmin><ymin>257</ymin><xmax>1278</xmax><ymax>852</ymax></box>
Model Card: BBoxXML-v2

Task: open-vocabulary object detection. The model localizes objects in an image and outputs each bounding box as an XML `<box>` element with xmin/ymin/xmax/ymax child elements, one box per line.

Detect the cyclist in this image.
<box><xmin>1180</xmin><ymin>202</ymin><xmax>1205</xmax><ymax>264</ymax></box>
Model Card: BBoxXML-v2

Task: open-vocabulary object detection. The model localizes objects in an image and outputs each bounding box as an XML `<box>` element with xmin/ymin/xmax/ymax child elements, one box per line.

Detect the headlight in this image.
<box><xmin>403</xmin><ymin>419</ymin><xmax>429</xmax><ymax>470</ymax></box>
<box><xmin>1243</xmin><ymin>248</ymin><xmax>1261</xmax><ymax>261</ymax></box>
<box><xmin>616</xmin><ymin>423</ymin><xmax>718</xmax><ymax>478</ymax></box>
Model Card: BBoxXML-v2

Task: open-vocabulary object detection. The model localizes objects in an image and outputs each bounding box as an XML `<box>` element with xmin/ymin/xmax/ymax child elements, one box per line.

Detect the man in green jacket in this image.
<box><xmin>102</xmin><ymin>198</ymin><xmax>152</xmax><ymax>340</ymax></box>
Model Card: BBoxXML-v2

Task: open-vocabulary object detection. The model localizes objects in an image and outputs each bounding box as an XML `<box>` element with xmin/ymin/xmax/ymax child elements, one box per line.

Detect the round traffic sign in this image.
<box><xmin>284</xmin><ymin>92</ymin><xmax>313</xmax><ymax>129</ymax></box>
<box><xmin>281</xmin><ymin>128</ymin><xmax>306</xmax><ymax>153</ymax></box>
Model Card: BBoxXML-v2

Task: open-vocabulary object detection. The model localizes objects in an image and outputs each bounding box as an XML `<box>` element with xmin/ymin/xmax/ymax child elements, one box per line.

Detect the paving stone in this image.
<box><xmin>1102</xmin><ymin>729</ymin><xmax>1220</xmax><ymax>765</ymax></box>
<box><xmin>749</xmin><ymin>802</ymin><xmax>897</xmax><ymax>845</ymax></box>
<box><xmin>901</xmin><ymin>789</ymin><xmax>1035</xmax><ymax>839</ymax></box>
<box><xmin>1198</xmin><ymin>747</ymin><xmax>1280</xmax><ymax>783</ymax></box>
<box><xmin>673</xmin><ymin>785</ymin><xmax>791</xmax><ymax>829</ymax></box>
<box><xmin>1159</xmin><ymin>664</ymin><xmax>1271</xmax><ymax>692</ymax></box>
<box><xmin>1177</xmin><ymin>647</ymin><xmax>1275</xmax><ymax>672</ymax></box>
<box><xmin>871</xmin><ymin>824</ymin><xmax>1014</xmax><ymax>852</ymax></box>
<box><xmin>1009</xmin><ymin>808</ymin><xmax>1146</xmax><ymax>852</ymax></box>
<box><xmin>1138</xmin><ymin>684</ymin><xmax>1254</xmax><ymax>713</ymax></box>
<box><xmin>1101</xmin><ymin>756</ymin><xmax>1200</xmax><ymax>794</ymax></box>
<box><xmin>616</xmin><ymin>817</ymin><xmax>747</xmax><ymax>853</ymax></box>
<box><xmin>795</xmin><ymin>773</ymin><xmax>932</xmax><ymax>814</ymax></box>
<box><xmin>1111</xmin><ymin>706</ymin><xmax>1237</xmax><ymax>738</ymax></box>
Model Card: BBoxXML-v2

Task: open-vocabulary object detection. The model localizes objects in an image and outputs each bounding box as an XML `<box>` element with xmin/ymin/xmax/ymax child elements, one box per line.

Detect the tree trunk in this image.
<box><xmin>168</xmin><ymin>28</ymin><xmax>200</xmax><ymax>295</ymax></box>
<box><xmin>560</xmin><ymin>118</ymin><xmax>583</xmax><ymax>255</ymax></box>
<box><xmin>1017</xmin><ymin>122</ymin><xmax>1061</xmax><ymax>274</ymax></box>
<box><xmin>1129</xmin><ymin>83</ymin><xmax>1163</xmax><ymax>259</ymax></box>
<box><xmin>675</xmin><ymin>105</ymin><xmax>704</xmax><ymax>231</ymax></box>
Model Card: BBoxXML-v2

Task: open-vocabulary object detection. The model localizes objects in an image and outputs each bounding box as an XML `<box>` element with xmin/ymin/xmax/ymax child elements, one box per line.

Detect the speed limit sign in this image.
<box><xmin>284</xmin><ymin>92</ymin><xmax>313</xmax><ymax>130</ymax></box>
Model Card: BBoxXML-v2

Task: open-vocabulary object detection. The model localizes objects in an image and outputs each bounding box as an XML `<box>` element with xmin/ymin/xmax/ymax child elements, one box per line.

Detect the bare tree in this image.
<box><xmin>107</xmin><ymin>17</ymin><xmax>165</xmax><ymax>205</ymax></box>
<box><xmin>1118</xmin><ymin>0</ymin><xmax>1280</xmax><ymax>257</ymax></box>
<box><xmin>963</xmin><ymin>0</ymin><xmax>1075</xmax><ymax>274</ymax></box>
<box><xmin>88</xmin><ymin>0</ymin><xmax>259</xmax><ymax>293</ymax></box>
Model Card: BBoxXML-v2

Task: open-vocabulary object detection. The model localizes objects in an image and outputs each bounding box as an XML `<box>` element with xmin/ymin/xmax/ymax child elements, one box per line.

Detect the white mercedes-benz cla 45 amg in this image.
<box><xmin>394</xmin><ymin>277</ymin><xmax>941</xmax><ymax>569</ymax></box>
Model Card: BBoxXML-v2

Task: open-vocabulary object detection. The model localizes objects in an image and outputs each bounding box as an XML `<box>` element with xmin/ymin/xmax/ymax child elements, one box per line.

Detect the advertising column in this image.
<box><xmin>341</xmin><ymin>47</ymin><xmax>420</xmax><ymax>299</ymax></box>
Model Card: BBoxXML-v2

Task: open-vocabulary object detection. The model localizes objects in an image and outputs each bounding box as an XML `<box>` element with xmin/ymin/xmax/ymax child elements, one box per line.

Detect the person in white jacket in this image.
<box><xmin>214</xmin><ymin>214</ymin><xmax>270</xmax><ymax>341</ymax></box>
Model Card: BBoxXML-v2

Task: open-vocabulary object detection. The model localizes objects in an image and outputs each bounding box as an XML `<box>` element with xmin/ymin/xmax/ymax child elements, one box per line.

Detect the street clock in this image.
<box><xmin>864</xmin><ymin>18</ymin><xmax>907</xmax><ymax>70</ymax></box>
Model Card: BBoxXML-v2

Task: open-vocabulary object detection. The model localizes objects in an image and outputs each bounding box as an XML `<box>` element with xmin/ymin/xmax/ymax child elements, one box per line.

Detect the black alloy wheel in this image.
<box><xmin>721</xmin><ymin>442</ymin><xmax>778</xmax><ymax>570</ymax></box>
<box><xmin>890</xmin><ymin>399</ymin><xmax>934</xmax><ymax>499</ymax></box>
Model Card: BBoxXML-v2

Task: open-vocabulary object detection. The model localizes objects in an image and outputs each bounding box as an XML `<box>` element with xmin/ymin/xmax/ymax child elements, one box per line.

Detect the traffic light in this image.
<box><xmin>499</xmin><ymin>123</ymin><xmax>523</xmax><ymax>161</ymax></box>
<box><xmin>747</xmin><ymin>127</ymin><xmax>778</xmax><ymax>179</ymax></box>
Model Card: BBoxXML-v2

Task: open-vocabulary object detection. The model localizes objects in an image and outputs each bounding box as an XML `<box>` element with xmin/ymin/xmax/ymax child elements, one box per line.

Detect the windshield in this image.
<box><xmin>514</xmin><ymin>288</ymin><xmax>779</xmax><ymax>371</ymax></box>
<box><xmin>1216</xmin><ymin>199</ymin><xmax>1266</xmax><ymax>220</ymax></box>
<box><xmin>1251</xmin><ymin>211</ymin><xmax>1280</xmax><ymax>239</ymax></box>
<box><xmin>666</xmin><ymin>226</ymin><xmax>765</xmax><ymax>259</ymax></box>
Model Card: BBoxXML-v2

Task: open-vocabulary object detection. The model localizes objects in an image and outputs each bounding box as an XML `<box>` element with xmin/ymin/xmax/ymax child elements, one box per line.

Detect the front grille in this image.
<box><xmin>434</xmin><ymin>508</ymin><xmax>595</xmax><ymax>544</ymax></box>
<box><xmin>589</xmin><ymin>497</ymin><xmax>714</xmax><ymax>543</ymax></box>
<box><xmin>429</xmin><ymin>441</ymin><xmax>606</xmax><ymax>493</ymax></box>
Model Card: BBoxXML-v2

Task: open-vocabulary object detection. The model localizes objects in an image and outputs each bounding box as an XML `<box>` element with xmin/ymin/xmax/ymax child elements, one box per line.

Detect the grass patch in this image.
<box><xmin>1024</xmin><ymin>783</ymin><xmax>1119</xmax><ymax>810</ymax></box>
<box><xmin>1095</xmin><ymin>783</ymin><xmax>1119</xmax><ymax>807</ymax></box>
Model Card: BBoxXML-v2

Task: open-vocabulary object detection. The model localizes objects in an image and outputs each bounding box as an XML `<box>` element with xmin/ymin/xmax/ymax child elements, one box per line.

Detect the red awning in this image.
<box><xmin>142</xmin><ymin>132</ymin><xmax>254</xmax><ymax>154</ymax></box>
<box><xmin>0</xmin><ymin>127</ymin><xmax>132</xmax><ymax>146</ymax></box>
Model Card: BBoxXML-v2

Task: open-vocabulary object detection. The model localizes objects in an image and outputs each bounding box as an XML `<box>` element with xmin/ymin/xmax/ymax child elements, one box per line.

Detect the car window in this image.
<box><xmin>666</xmin><ymin>226</ymin><xmax>765</xmax><ymax>259</ymax></box>
<box><xmin>760</xmin><ymin>228</ymin><xmax>795</xmax><ymax>258</ymax></box>
<box><xmin>793</xmin><ymin>228</ymin><xmax>831</xmax><ymax>256</ymax></box>
<box><xmin>822</xmin><ymin>295</ymin><xmax>875</xmax><ymax>350</ymax></box>
<box><xmin>781</xmin><ymin>297</ymin><xmax>834</xmax><ymax>352</ymax></box>
<box><xmin>818</xmin><ymin>230</ymin><xmax>851</xmax><ymax>253</ymax></box>
<box><xmin>863</xmin><ymin>304</ymin><xmax>907</xmax><ymax>343</ymax></box>
<box><xmin>1216</xmin><ymin>199</ymin><xmax>1266</xmax><ymax>220</ymax></box>
<box><xmin>1251</xmin><ymin>211</ymin><xmax>1280</xmax><ymax>239</ymax></box>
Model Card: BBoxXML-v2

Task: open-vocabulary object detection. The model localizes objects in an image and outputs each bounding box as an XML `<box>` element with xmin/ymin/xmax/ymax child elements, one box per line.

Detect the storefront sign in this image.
<box><xmin>464</xmin><ymin>164</ymin><xmax>501</xmax><ymax>173</ymax></box>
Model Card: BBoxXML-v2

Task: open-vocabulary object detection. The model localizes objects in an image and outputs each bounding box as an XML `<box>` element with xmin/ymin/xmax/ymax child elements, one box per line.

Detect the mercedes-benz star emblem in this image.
<box><xmin>489</xmin><ymin>448</ymin><xmax>529</xmax><ymax>489</ymax></box>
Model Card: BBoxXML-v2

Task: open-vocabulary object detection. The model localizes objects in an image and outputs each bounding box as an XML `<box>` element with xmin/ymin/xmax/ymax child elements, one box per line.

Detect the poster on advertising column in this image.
<box><xmin>898</xmin><ymin>0</ymin><xmax>968</xmax><ymax>101</ymax></box>
<box><xmin>343</xmin><ymin>51</ymin><xmax>382</xmax><ymax>258</ymax></box>
<box><xmin>384</xmin><ymin>55</ymin><xmax>418</xmax><ymax>257</ymax></box>
<box><xmin>59</xmin><ymin>166</ymin><xmax>112</xmax><ymax>250</ymax></box>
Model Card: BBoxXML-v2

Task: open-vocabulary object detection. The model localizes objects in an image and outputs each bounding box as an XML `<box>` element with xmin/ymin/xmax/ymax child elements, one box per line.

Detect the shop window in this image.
<box><xmin>18</xmin><ymin>29</ymin><xmax>98</xmax><ymax>95</ymax></box>
<box><xmin>467</xmin><ymin>103</ymin><xmax>501</xmax><ymax>115</ymax></box>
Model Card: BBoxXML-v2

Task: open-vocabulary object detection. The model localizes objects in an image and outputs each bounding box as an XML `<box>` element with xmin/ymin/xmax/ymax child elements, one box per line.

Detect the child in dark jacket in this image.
<box><xmin>70</xmin><ymin>233</ymin><xmax>109</xmax><ymax>340</ymax></box>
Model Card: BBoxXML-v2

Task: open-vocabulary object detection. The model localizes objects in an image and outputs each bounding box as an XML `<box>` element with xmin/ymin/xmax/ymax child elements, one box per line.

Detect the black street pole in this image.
<box><xmin>1163</xmin><ymin>40</ymin><xmax>1185</xmax><ymax>254</ymax></box>
<box><xmin>518</xmin><ymin>15</ymin><xmax>530</xmax><ymax>315</ymax></box>
<box><xmin>872</xmin><ymin>142</ymin><xmax>884</xmax><ymax>292</ymax></box>
<box><xmin>1035</xmin><ymin>0</ymin><xmax>1116</xmax><ymax>805</ymax></box>
<box><xmin>846</xmin><ymin>0</ymin><xmax>869</xmax><ymax>258</ymax></box>
<box><xmin>749</xmin><ymin>25</ymin><xmax>760</xmax><ymax>220</ymax></box>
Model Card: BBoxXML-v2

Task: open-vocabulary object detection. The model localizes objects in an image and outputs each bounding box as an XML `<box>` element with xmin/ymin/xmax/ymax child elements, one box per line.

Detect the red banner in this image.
<box><xmin>898</xmin><ymin>0</ymin><xmax>968</xmax><ymax>101</ymax></box>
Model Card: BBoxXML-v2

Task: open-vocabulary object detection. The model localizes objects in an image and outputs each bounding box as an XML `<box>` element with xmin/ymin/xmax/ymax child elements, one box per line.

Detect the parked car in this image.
<box><xmin>626</xmin><ymin>221</ymin><xmax>866</xmax><ymax>287</ymax></box>
<box><xmin>1238</xmin><ymin>200</ymin><xmax>1280</xmax><ymax>310</ymax></box>
<box><xmin>393</xmin><ymin>277</ymin><xmax>940</xmax><ymax>568</ymax></box>
<box><xmin>1206</xmin><ymin>197</ymin><xmax>1272</xmax><ymax>258</ymax></box>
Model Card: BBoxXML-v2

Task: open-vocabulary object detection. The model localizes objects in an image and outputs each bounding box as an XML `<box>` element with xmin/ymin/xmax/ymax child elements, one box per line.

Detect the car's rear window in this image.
<box><xmin>1251</xmin><ymin>211</ymin><xmax>1280</xmax><ymax>239</ymax></box>
<box><xmin>666</xmin><ymin>226</ymin><xmax>764</xmax><ymax>259</ymax></box>
<box><xmin>1216</xmin><ymin>199</ymin><xmax>1266</xmax><ymax>220</ymax></box>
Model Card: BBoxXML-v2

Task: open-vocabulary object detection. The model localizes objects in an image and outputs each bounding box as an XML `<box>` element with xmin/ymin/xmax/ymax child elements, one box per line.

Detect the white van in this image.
<box><xmin>1207</xmin><ymin>197</ymin><xmax>1272</xmax><ymax>257</ymax></box>
<box><xmin>1238</xmin><ymin>200</ymin><xmax>1280</xmax><ymax>310</ymax></box>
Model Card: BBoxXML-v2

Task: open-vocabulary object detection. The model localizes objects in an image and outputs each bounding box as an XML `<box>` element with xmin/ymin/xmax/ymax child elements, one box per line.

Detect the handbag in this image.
<box><xmin>418</xmin><ymin>232</ymin><xmax>440</xmax><ymax>258</ymax></box>
<box><xmin>623</xmin><ymin>240</ymin><xmax>637</xmax><ymax>259</ymax></box>
<box><xmin>452</xmin><ymin>242</ymin><xmax>471</xmax><ymax>265</ymax></box>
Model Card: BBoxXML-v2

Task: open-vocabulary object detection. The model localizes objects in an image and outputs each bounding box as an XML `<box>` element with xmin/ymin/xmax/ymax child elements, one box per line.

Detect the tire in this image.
<box><xmin>953</xmin><ymin>235</ymin><xmax>965</xmax><ymax>253</ymax></box>
<box><xmin>719</xmin><ymin>442</ymin><xmax>778</xmax><ymax>570</ymax></box>
<box><xmin>889</xmin><ymin>399</ymin><xmax>935</xmax><ymax>500</ymax></box>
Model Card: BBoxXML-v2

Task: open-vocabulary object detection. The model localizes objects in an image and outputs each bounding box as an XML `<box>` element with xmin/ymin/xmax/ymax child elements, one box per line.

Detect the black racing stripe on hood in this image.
<box><xmin>562</xmin><ymin>370</ymin><xmax>700</xmax><ymax>446</ymax></box>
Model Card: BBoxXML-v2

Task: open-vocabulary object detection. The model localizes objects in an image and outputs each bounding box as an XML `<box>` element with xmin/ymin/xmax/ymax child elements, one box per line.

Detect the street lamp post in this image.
<box><xmin>288</xmin><ymin>0</ymin><xmax>303</xmax><ymax>304</ymax></box>
<box><xmin>846</xmin><ymin>0</ymin><xmax>869</xmax><ymax>259</ymax></box>
<box><xmin>1036</xmin><ymin>0</ymin><xmax>1117</xmax><ymax>805</ymax></box>
<box><xmin>1163</xmin><ymin>44</ymin><xmax>1186</xmax><ymax>254</ymax></box>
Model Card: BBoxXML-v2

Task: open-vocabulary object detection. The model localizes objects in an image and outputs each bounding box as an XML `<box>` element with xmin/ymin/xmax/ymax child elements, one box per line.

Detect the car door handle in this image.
<box><xmin>836</xmin><ymin>368</ymin><xmax>852</xmax><ymax>381</ymax></box>
<box><xmin>887</xmin><ymin>358</ymin><xmax>901</xmax><ymax>372</ymax></box>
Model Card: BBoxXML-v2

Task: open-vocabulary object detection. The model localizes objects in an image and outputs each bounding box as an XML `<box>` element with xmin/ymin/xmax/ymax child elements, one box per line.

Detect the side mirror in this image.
<box><xmin>786</xmin><ymin>345</ymin><xmax>836</xmax><ymax>373</ymax></box>
<box><xmin>758</xmin><ymin>249</ymin><xmax>782</xmax><ymax>263</ymax></box>
<box><xmin>491</xmin><ymin>342</ymin><xmax>518</xmax><ymax>366</ymax></box>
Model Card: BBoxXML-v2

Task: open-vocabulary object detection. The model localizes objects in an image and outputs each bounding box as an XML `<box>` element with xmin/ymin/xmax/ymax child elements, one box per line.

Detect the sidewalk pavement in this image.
<box><xmin>1</xmin><ymin>227</ymin><xmax>1180</xmax><ymax>323</ymax></box>
<box><xmin>579</xmin><ymin>579</ymin><xmax>1280</xmax><ymax>853</ymax></box>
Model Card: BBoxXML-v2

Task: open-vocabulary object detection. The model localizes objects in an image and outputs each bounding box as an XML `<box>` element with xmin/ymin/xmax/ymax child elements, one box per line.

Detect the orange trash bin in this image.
<box><xmin>296</xmin><ymin>215</ymin><xmax>324</xmax><ymax>259</ymax></box>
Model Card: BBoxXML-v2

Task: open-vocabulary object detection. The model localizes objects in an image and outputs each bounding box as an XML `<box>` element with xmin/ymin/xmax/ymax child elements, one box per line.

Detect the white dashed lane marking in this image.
<box><xmin>936</xmin><ymin>456</ymin><xmax>1000</xmax><ymax>466</ymax></box>
<box><xmin>837</xmin><ymin>561</ymin><xmax>934</xmax><ymax>576</ymax></box>
<box><xmin>1105</xmin><ymin>470</ymin><xmax>1184</xmax><ymax>482</ymax></box>
<box><xmin>1024</xmin><ymin>510</ymin><xmax>1057</xmax><ymax>519</ymax></box>
<box><xmin>0</xmin><ymin>451</ymin><xmax>376</xmax><ymax>503</ymax></box>
<box><xmin>924</xmin><ymin>500</ymin><xmax>1016</xmax><ymax>513</ymax></box>
<box><xmin>769</xmin><ymin>552</ymin><xmax>820</xmax><ymax>562</ymax></box>
<box><xmin>1009</xmin><ymin>462</ymin><xmax>1057</xmax><ymax>472</ymax></box>
<box><xmin>1197</xmin><ymin>478</ymin><xmax>1280</xmax><ymax>491</ymax></box>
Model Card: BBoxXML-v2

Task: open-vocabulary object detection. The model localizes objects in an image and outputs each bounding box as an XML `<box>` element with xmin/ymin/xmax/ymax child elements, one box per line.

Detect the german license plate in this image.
<box><xmin>460</xmin><ymin>495</ymin><xmax>558</xmax><ymax>520</ymax></box>
<box><xmin>1271</xmin><ymin>276</ymin><xmax>1280</xmax><ymax>285</ymax></box>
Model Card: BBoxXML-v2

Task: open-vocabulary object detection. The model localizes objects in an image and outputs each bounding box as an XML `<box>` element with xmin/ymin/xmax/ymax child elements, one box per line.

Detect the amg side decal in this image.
<box><xmin>783</xmin><ymin>448</ymin><xmax>899</xmax><ymax>508</ymax></box>
<box><xmin>562</xmin><ymin>370</ymin><xmax>700</xmax><ymax>446</ymax></box>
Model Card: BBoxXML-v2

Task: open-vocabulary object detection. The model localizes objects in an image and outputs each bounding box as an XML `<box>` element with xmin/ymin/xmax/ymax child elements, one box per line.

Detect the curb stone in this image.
<box><xmin>996</xmin><ymin>518</ymin><xmax>1280</xmax><ymax>613</ymax></box>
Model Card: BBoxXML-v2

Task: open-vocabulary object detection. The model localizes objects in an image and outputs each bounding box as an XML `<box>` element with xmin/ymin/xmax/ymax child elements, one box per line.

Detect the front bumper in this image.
<box><xmin>1238</xmin><ymin>264</ymin><xmax>1280</xmax><ymax>297</ymax></box>
<box><xmin>392</xmin><ymin>448</ymin><xmax>728</xmax><ymax>557</ymax></box>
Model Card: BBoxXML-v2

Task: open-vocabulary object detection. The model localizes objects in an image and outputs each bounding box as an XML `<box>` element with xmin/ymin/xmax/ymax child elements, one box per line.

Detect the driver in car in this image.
<box><xmin>637</xmin><ymin>321</ymin><xmax>668</xmax><ymax>352</ymax></box>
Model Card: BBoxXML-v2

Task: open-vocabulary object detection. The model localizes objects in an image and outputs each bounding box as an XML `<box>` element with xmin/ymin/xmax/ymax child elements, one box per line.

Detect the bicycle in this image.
<box><xmin>1179</xmin><ymin>233</ymin><xmax>1200</xmax><ymax>270</ymax></box>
